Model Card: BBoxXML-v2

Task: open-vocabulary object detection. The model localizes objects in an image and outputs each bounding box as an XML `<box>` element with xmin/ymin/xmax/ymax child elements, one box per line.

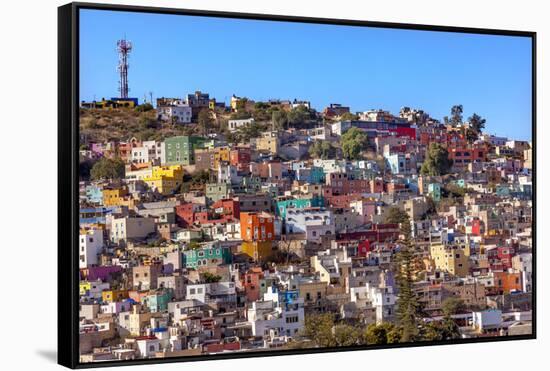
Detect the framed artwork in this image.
<box><xmin>58</xmin><ymin>2</ymin><xmax>536</xmax><ymax>368</ymax></box>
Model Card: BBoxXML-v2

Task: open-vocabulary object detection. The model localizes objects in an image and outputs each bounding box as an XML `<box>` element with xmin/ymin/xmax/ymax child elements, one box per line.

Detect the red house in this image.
<box><xmin>242</xmin><ymin>267</ymin><xmax>264</xmax><ymax>302</ymax></box>
<box><xmin>175</xmin><ymin>203</ymin><xmax>197</xmax><ymax>227</ymax></box>
<box><xmin>230</xmin><ymin>147</ymin><xmax>251</xmax><ymax>171</ymax></box>
<box><xmin>357</xmin><ymin>240</ymin><xmax>371</xmax><ymax>257</ymax></box>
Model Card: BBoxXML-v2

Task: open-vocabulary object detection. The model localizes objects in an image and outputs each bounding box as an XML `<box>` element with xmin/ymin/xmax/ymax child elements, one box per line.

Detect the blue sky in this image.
<box><xmin>80</xmin><ymin>9</ymin><xmax>532</xmax><ymax>140</ymax></box>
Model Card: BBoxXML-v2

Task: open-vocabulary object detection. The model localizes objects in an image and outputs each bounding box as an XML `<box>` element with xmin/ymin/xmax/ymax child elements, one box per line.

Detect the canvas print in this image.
<box><xmin>77</xmin><ymin>8</ymin><xmax>533</xmax><ymax>364</ymax></box>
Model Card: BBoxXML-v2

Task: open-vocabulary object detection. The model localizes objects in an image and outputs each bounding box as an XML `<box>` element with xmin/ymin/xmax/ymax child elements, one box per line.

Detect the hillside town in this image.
<box><xmin>78</xmin><ymin>91</ymin><xmax>533</xmax><ymax>363</ymax></box>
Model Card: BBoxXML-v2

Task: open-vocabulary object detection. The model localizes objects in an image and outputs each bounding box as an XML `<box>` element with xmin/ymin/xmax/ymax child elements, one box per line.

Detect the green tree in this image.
<box><xmin>202</xmin><ymin>272</ymin><xmax>222</xmax><ymax>283</ymax></box>
<box><xmin>339</xmin><ymin>112</ymin><xmax>359</xmax><ymax>121</ymax></box>
<box><xmin>191</xmin><ymin>170</ymin><xmax>211</xmax><ymax>185</ymax></box>
<box><xmin>90</xmin><ymin>157</ymin><xmax>125</xmax><ymax>180</ymax></box>
<box><xmin>385</xmin><ymin>207</ymin><xmax>410</xmax><ymax>225</ymax></box>
<box><xmin>187</xmin><ymin>241</ymin><xmax>200</xmax><ymax>250</ymax></box>
<box><xmin>272</xmin><ymin>110</ymin><xmax>288</xmax><ymax>130</ymax></box>
<box><xmin>341</xmin><ymin>127</ymin><xmax>368</xmax><ymax>160</ymax></box>
<box><xmin>237</xmin><ymin>122</ymin><xmax>268</xmax><ymax>142</ymax></box>
<box><xmin>363</xmin><ymin>323</ymin><xmax>401</xmax><ymax>345</ymax></box>
<box><xmin>135</xmin><ymin>103</ymin><xmax>154</xmax><ymax>112</ymax></box>
<box><xmin>444</xmin><ymin>105</ymin><xmax>463</xmax><ymax>127</ymax></box>
<box><xmin>254</xmin><ymin>101</ymin><xmax>270</xmax><ymax>110</ymax></box>
<box><xmin>422</xmin><ymin>316</ymin><xmax>461</xmax><ymax>341</ymax></box>
<box><xmin>198</xmin><ymin>109</ymin><xmax>214</xmax><ymax>135</ymax></box>
<box><xmin>442</xmin><ymin>297</ymin><xmax>466</xmax><ymax>316</ymax></box>
<box><xmin>287</xmin><ymin>105</ymin><xmax>312</xmax><ymax>126</ymax></box>
<box><xmin>302</xmin><ymin>313</ymin><xmax>336</xmax><ymax>347</ymax></box>
<box><xmin>309</xmin><ymin>140</ymin><xmax>336</xmax><ymax>159</ymax></box>
<box><xmin>230</xmin><ymin>111</ymin><xmax>252</xmax><ymax>120</ymax></box>
<box><xmin>466</xmin><ymin>113</ymin><xmax>486</xmax><ymax>143</ymax></box>
<box><xmin>421</xmin><ymin>143</ymin><xmax>453</xmax><ymax>176</ymax></box>
<box><xmin>394</xmin><ymin>212</ymin><xmax>422</xmax><ymax>342</ymax></box>
<box><xmin>252</xmin><ymin>108</ymin><xmax>271</xmax><ymax>122</ymax></box>
<box><xmin>225</xmin><ymin>131</ymin><xmax>239</xmax><ymax>146</ymax></box>
<box><xmin>139</xmin><ymin>115</ymin><xmax>157</xmax><ymax>131</ymax></box>
<box><xmin>445</xmin><ymin>183</ymin><xmax>466</xmax><ymax>198</ymax></box>
<box><xmin>333</xmin><ymin>324</ymin><xmax>361</xmax><ymax>346</ymax></box>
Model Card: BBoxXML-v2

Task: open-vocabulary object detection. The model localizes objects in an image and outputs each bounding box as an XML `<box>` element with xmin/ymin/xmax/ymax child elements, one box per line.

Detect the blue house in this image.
<box><xmin>85</xmin><ymin>185</ymin><xmax>103</xmax><ymax>205</ymax></box>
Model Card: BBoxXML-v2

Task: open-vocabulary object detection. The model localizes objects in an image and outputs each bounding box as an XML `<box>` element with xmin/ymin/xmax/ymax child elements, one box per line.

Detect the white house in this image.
<box><xmin>157</xmin><ymin>105</ymin><xmax>192</xmax><ymax>124</ymax></box>
<box><xmin>82</xmin><ymin>280</ymin><xmax>110</xmax><ymax>300</ymax></box>
<box><xmin>110</xmin><ymin>216</ymin><xmax>156</xmax><ymax>244</ymax></box>
<box><xmin>228</xmin><ymin>117</ymin><xmax>254</xmax><ymax>132</ymax></box>
<box><xmin>79</xmin><ymin>229</ymin><xmax>104</xmax><ymax>268</ymax></box>
<box><xmin>186</xmin><ymin>282</ymin><xmax>236</xmax><ymax>304</ymax></box>
<box><xmin>247</xmin><ymin>287</ymin><xmax>305</xmax><ymax>338</ymax></box>
<box><xmin>472</xmin><ymin>309</ymin><xmax>503</xmax><ymax>331</ymax></box>
<box><xmin>136</xmin><ymin>337</ymin><xmax>162</xmax><ymax>358</ymax></box>
<box><xmin>131</xmin><ymin>140</ymin><xmax>164</xmax><ymax>165</ymax></box>
<box><xmin>217</xmin><ymin>164</ymin><xmax>241</xmax><ymax>185</ymax></box>
<box><xmin>285</xmin><ymin>207</ymin><xmax>334</xmax><ymax>241</ymax></box>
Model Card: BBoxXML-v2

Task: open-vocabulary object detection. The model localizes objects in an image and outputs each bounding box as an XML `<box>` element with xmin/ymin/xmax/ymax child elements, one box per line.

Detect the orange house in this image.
<box><xmin>102</xmin><ymin>186</ymin><xmax>129</xmax><ymax>207</ymax></box>
<box><xmin>128</xmin><ymin>290</ymin><xmax>149</xmax><ymax>303</ymax></box>
<box><xmin>493</xmin><ymin>271</ymin><xmax>522</xmax><ymax>294</ymax></box>
<box><xmin>243</xmin><ymin>267</ymin><xmax>264</xmax><ymax>302</ymax></box>
<box><xmin>240</xmin><ymin>212</ymin><xmax>275</xmax><ymax>242</ymax></box>
<box><xmin>101</xmin><ymin>289</ymin><xmax>129</xmax><ymax>303</ymax></box>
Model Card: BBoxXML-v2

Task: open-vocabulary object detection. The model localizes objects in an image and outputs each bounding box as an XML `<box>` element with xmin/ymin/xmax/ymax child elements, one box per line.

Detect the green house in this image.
<box><xmin>164</xmin><ymin>136</ymin><xmax>206</xmax><ymax>165</ymax></box>
<box><xmin>143</xmin><ymin>289</ymin><xmax>173</xmax><ymax>312</ymax></box>
<box><xmin>183</xmin><ymin>245</ymin><xmax>232</xmax><ymax>269</ymax></box>
<box><xmin>428</xmin><ymin>183</ymin><xmax>441</xmax><ymax>202</ymax></box>
<box><xmin>205</xmin><ymin>182</ymin><xmax>231</xmax><ymax>204</ymax></box>
<box><xmin>276</xmin><ymin>196</ymin><xmax>325</xmax><ymax>218</ymax></box>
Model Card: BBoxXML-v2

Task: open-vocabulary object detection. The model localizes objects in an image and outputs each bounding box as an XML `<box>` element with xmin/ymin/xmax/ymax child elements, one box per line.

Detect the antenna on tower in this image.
<box><xmin>116</xmin><ymin>38</ymin><xmax>132</xmax><ymax>99</ymax></box>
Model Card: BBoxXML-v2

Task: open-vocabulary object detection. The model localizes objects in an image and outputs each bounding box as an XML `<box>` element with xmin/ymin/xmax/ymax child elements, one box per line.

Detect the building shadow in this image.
<box><xmin>36</xmin><ymin>350</ymin><xmax>57</xmax><ymax>363</ymax></box>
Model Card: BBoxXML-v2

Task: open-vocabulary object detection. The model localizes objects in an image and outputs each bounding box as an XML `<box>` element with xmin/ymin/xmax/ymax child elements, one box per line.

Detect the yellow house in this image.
<box><xmin>102</xmin><ymin>289</ymin><xmax>129</xmax><ymax>303</ymax></box>
<box><xmin>255</xmin><ymin>131</ymin><xmax>280</xmax><ymax>155</ymax></box>
<box><xmin>310</xmin><ymin>255</ymin><xmax>332</xmax><ymax>284</ymax></box>
<box><xmin>80</xmin><ymin>281</ymin><xmax>91</xmax><ymax>296</ymax></box>
<box><xmin>128</xmin><ymin>305</ymin><xmax>152</xmax><ymax>336</ymax></box>
<box><xmin>430</xmin><ymin>244</ymin><xmax>471</xmax><ymax>277</ymax></box>
<box><xmin>214</xmin><ymin>147</ymin><xmax>231</xmax><ymax>168</ymax></box>
<box><xmin>144</xmin><ymin>177</ymin><xmax>180</xmax><ymax>196</ymax></box>
<box><xmin>241</xmin><ymin>241</ymin><xmax>274</xmax><ymax>262</ymax></box>
<box><xmin>144</xmin><ymin>165</ymin><xmax>184</xmax><ymax>195</ymax></box>
<box><xmin>298</xmin><ymin>280</ymin><xmax>328</xmax><ymax>306</ymax></box>
<box><xmin>125</xmin><ymin>167</ymin><xmax>153</xmax><ymax>181</ymax></box>
<box><xmin>102</xmin><ymin>186</ymin><xmax>129</xmax><ymax>206</ymax></box>
<box><xmin>151</xmin><ymin>165</ymin><xmax>184</xmax><ymax>181</ymax></box>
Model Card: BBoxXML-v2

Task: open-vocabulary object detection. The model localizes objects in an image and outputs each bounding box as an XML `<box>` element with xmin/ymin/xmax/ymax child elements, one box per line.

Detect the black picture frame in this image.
<box><xmin>58</xmin><ymin>2</ymin><xmax>537</xmax><ymax>369</ymax></box>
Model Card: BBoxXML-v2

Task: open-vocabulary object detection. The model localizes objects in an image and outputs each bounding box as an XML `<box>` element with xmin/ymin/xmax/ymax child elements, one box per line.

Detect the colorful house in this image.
<box><xmin>102</xmin><ymin>186</ymin><xmax>129</xmax><ymax>207</ymax></box>
<box><xmin>85</xmin><ymin>185</ymin><xmax>103</xmax><ymax>205</ymax></box>
<box><xmin>101</xmin><ymin>289</ymin><xmax>129</xmax><ymax>303</ymax></box>
<box><xmin>430</xmin><ymin>244</ymin><xmax>471</xmax><ymax>278</ymax></box>
<box><xmin>182</xmin><ymin>245</ymin><xmax>232</xmax><ymax>269</ymax></box>
<box><xmin>144</xmin><ymin>165</ymin><xmax>184</xmax><ymax>195</ymax></box>
<box><xmin>143</xmin><ymin>290</ymin><xmax>174</xmax><ymax>312</ymax></box>
<box><xmin>240</xmin><ymin>212</ymin><xmax>275</xmax><ymax>242</ymax></box>
<box><xmin>276</xmin><ymin>196</ymin><xmax>325</xmax><ymax>218</ymax></box>
<box><xmin>428</xmin><ymin>183</ymin><xmax>442</xmax><ymax>202</ymax></box>
<box><xmin>164</xmin><ymin>136</ymin><xmax>205</xmax><ymax>165</ymax></box>
<box><xmin>243</xmin><ymin>267</ymin><xmax>264</xmax><ymax>302</ymax></box>
<box><xmin>206</xmin><ymin>183</ymin><xmax>231</xmax><ymax>204</ymax></box>
<box><xmin>241</xmin><ymin>241</ymin><xmax>274</xmax><ymax>262</ymax></box>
